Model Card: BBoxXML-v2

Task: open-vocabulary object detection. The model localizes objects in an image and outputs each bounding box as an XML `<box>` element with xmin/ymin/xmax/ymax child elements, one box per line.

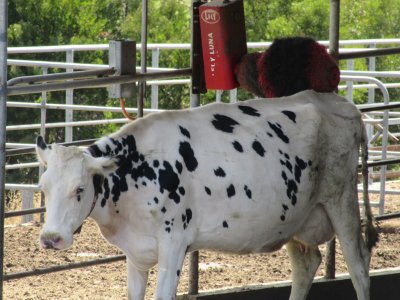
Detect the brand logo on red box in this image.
<box><xmin>201</xmin><ymin>9</ymin><xmax>220</xmax><ymax>24</ymax></box>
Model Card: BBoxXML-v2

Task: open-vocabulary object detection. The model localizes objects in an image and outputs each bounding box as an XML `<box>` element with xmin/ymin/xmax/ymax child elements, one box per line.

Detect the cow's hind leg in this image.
<box><xmin>287</xmin><ymin>240</ymin><xmax>321</xmax><ymax>300</ymax></box>
<box><xmin>324</xmin><ymin>188</ymin><xmax>371</xmax><ymax>300</ymax></box>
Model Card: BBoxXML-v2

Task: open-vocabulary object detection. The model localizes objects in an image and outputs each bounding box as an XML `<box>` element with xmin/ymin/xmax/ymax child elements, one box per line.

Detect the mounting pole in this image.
<box><xmin>325</xmin><ymin>0</ymin><xmax>340</xmax><ymax>281</ymax></box>
<box><xmin>138</xmin><ymin>0</ymin><xmax>148</xmax><ymax>118</ymax></box>
<box><xmin>0</xmin><ymin>0</ymin><xmax>8</xmax><ymax>298</ymax></box>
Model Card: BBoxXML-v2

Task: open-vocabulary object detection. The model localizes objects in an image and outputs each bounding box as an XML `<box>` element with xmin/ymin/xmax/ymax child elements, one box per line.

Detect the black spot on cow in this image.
<box><xmin>93</xmin><ymin>174</ymin><xmax>103</xmax><ymax>197</ymax></box>
<box><xmin>281</xmin><ymin>171</ymin><xmax>288</xmax><ymax>184</ymax></box>
<box><xmin>154</xmin><ymin>197</ymin><xmax>159</xmax><ymax>204</ymax></box>
<box><xmin>36</xmin><ymin>136</ymin><xmax>47</xmax><ymax>150</ymax></box>
<box><xmin>101</xmin><ymin>178</ymin><xmax>109</xmax><ymax>207</ymax></box>
<box><xmin>88</xmin><ymin>144</ymin><xmax>103</xmax><ymax>157</ymax></box>
<box><xmin>169</xmin><ymin>191</ymin><xmax>181</xmax><ymax>204</ymax></box>
<box><xmin>182</xmin><ymin>208</ymin><xmax>193</xmax><ymax>230</ymax></box>
<box><xmin>280</xmin><ymin>204</ymin><xmax>289</xmax><ymax>222</ymax></box>
<box><xmin>179</xmin><ymin>186</ymin><xmax>186</xmax><ymax>196</ymax></box>
<box><xmin>232</xmin><ymin>140</ymin><xmax>243</xmax><ymax>153</ymax></box>
<box><xmin>205</xmin><ymin>186</ymin><xmax>212</xmax><ymax>196</ymax></box>
<box><xmin>308</xmin><ymin>160</ymin><xmax>313</xmax><ymax>166</ymax></box>
<box><xmin>267</xmin><ymin>132</ymin><xmax>273</xmax><ymax>138</ymax></box>
<box><xmin>153</xmin><ymin>160</ymin><xmax>160</xmax><ymax>168</ymax></box>
<box><xmin>131</xmin><ymin>161</ymin><xmax>157</xmax><ymax>183</ymax></box>
<box><xmin>111</xmin><ymin>173</ymin><xmax>128</xmax><ymax>203</ymax></box>
<box><xmin>238</xmin><ymin>105</ymin><xmax>261</xmax><ymax>117</ymax></box>
<box><xmin>244</xmin><ymin>185</ymin><xmax>252</xmax><ymax>199</ymax></box>
<box><xmin>186</xmin><ymin>209</ymin><xmax>192</xmax><ymax>224</ymax></box>
<box><xmin>214</xmin><ymin>167</ymin><xmax>226</xmax><ymax>177</ymax></box>
<box><xmin>268</xmin><ymin>121</ymin><xmax>289</xmax><ymax>144</ymax></box>
<box><xmin>161</xmin><ymin>206</ymin><xmax>167</xmax><ymax>213</ymax></box>
<box><xmin>212</xmin><ymin>114</ymin><xmax>240</xmax><ymax>133</ymax></box>
<box><xmin>252</xmin><ymin>140</ymin><xmax>266</xmax><ymax>157</ymax></box>
<box><xmin>287</xmin><ymin>179</ymin><xmax>298</xmax><ymax>205</ymax></box>
<box><xmin>282</xmin><ymin>110</ymin><xmax>297</xmax><ymax>123</ymax></box>
<box><xmin>179</xmin><ymin>126</ymin><xmax>191</xmax><ymax>139</ymax></box>
<box><xmin>177</xmin><ymin>270</ymin><xmax>181</xmax><ymax>277</ymax></box>
<box><xmin>165</xmin><ymin>220</ymin><xmax>170</xmax><ymax>225</ymax></box>
<box><xmin>158</xmin><ymin>161</ymin><xmax>180</xmax><ymax>193</ymax></box>
<box><xmin>139</xmin><ymin>154</ymin><xmax>145</xmax><ymax>162</ymax></box>
<box><xmin>179</xmin><ymin>141</ymin><xmax>198</xmax><ymax>172</ymax></box>
<box><xmin>175</xmin><ymin>161</ymin><xmax>183</xmax><ymax>174</ymax></box>
<box><xmin>222</xmin><ymin>221</ymin><xmax>229</xmax><ymax>228</ymax></box>
<box><xmin>285</xmin><ymin>160</ymin><xmax>293</xmax><ymax>173</ymax></box>
<box><xmin>294</xmin><ymin>156</ymin><xmax>307</xmax><ymax>183</ymax></box>
<box><xmin>104</xmin><ymin>144</ymin><xmax>112</xmax><ymax>156</ymax></box>
<box><xmin>227</xmin><ymin>184</ymin><xmax>236</xmax><ymax>198</ymax></box>
<box><xmin>165</xmin><ymin>227</ymin><xmax>171</xmax><ymax>233</ymax></box>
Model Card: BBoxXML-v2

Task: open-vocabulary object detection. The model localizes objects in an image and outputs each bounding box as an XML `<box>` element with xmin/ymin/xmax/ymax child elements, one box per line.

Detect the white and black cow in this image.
<box><xmin>36</xmin><ymin>90</ymin><xmax>377</xmax><ymax>300</ymax></box>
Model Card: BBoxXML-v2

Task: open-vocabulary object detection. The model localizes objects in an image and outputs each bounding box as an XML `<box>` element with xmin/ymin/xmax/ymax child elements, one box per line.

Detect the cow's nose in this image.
<box><xmin>40</xmin><ymin>234</ymin><xmax>63</xmax><ymax>250</ymax></box>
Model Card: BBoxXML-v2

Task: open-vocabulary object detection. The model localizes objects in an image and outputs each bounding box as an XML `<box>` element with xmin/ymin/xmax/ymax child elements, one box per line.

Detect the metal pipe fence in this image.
<box><xmin>3</xmin><ymin>39</ymin><xmax>400</xmax><ymax>296</ymax></box>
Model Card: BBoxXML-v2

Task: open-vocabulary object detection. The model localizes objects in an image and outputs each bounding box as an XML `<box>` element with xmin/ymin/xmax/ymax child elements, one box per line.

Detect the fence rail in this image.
<box><xmin>3</xmin><ymin>39</ymin><xmax>400</xmax><ymax>294</ymax></box>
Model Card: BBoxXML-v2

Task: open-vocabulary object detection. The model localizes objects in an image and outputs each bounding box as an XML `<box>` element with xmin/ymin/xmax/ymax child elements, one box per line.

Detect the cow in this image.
<box><xmin>36</xmin><ymin>90</ymin><xmax>377</xmax><ymax>300</ymax></box>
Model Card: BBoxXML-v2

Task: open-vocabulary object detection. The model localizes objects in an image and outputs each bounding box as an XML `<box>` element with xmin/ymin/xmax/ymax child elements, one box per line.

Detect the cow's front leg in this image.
<box><xmin>127</xmin><ymin>258</ymin><xmax>149</xmax><ymax>300</ymax></box>
<box><xmin>287</xmin><ymin>240</ymin><xmax>321</xmax><ymax>300</ymax></box>
<box><xmin>155</xmin><ymin>239</ymin><xmax>187</xmax><ymax>300</ymax></box>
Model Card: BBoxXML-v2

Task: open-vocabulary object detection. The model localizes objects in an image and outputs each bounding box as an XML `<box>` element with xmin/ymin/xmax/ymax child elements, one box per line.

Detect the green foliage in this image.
<box><xmin>5</xmin><ymin>0</ymin><xmax>400</xmax><ymax>184</ymax></box>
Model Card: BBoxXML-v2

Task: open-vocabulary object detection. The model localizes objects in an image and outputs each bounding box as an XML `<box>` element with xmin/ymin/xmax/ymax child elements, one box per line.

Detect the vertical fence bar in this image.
<box><xmin>215</xmin><ymin>90</ymin><xmax>222</xmax><ymax>102</ymax></box>
<box><xmin>346</xmin><ymin>59</ymin><xmax>354</xmax><ymax>101</ymax></box>
<box><xmin>151</xmin><ymin>48</ymin><xmax>160</xmax><ymax>109</ymax></box>
<box><xmin>65</xmin><ymin>50</ymin><xmax>74</xmax><ymax>142</ymax></box>
<box><xmin>325</xmin><ymin>0</ymin><xmax>340</xmax><ymax>280</ymax></box>
<box><xmin>138</xmin><ymin>0</ymin><xmax>148</xmax><ymax>118</ymax></box>
<box><xmin>188</xmin><ymin>0</ymin><xmax>207</xmax><ymax>295</ymax></box>
<box><xmin>0</xmin><ymin>0</ymin><xmax>8</xmax><ymax>298</ymax></box>
<box><xmin>367</xmin><ymin>44</ymin><xmax>376</xmax><ymax>186</ymax></box>
<box><xmin>229</xmin><ymin>88</ymin><xmax>237</xmax><ymax>103</ymax></box>
<box><xmin>39</xmin><ymin>67</ymin><xmax>47</xmax><ymax>222</ymax></box>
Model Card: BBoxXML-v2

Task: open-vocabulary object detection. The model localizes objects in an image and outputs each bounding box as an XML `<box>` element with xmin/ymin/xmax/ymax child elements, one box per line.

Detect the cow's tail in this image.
<box><xmin>361</xmin><ymin>123</ymin><xmax>379</xmax><ymax>252</ymax></box>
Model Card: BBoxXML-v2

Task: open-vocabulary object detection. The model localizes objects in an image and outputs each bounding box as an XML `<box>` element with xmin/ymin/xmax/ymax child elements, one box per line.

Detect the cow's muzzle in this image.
<box><xmin>40</xmin><ymin>233</ymin><xmax>65</xmax><ymax>250</ymax></box>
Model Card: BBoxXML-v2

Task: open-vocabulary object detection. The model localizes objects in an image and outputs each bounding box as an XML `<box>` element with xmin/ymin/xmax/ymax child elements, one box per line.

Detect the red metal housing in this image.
<box><xmin>199</xmin><ymin>0</ymin><xmax>247</xmax><ymax>90</ymax></box>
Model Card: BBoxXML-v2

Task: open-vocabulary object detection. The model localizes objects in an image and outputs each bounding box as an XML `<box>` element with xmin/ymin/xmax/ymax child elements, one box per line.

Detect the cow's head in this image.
<box><xmin>36</xmin><ymin>136</ymin><xmax>116</xmax><ymax>250</ymax></box>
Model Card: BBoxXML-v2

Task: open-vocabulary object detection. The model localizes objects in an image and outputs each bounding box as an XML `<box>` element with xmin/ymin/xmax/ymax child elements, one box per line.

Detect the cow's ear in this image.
<box><xmin>84</xmin><ymin>153</ymin><xmax>118</xmax><ymax>175</ymax></box>
<box><xmin>36</xmin><ymin>136</ymin><xmax>49</xmax><ymax>165</ymax></box>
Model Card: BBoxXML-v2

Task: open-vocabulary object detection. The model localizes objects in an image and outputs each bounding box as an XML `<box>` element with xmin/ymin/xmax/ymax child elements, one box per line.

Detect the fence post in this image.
<box><xmin>346</xmin><ymin>59</ymin><xmax>354</xmax><ymax>101</ymax></box>
<box><xmin>65</xmin><ymin>50</ymin><xmax>74</xmax><ymax>143</ymax></box>
<box><xmin>22</xmin><ymin>191</ymin><xmax>34</xmax><ymax>223</ymax></box>
<box><xmin>0</xmin><ymin>0</ymin><xmax>8</xmax><ymax>298</ymax></box>
<box><xmin>367</xmin><ymin>43</ymin><xmax>376</xmax><ymax>185</ymax></box>
<box><xmin>325</xmin><ymin>0</ymin><xmax>340</xmax><ymax>280</ymax></box>
<box><xmin>151</xmin><ymin>48</ymin><xmax>160</xmax><ymax>109</ymax></box>
<box><xmin>39</xmin><ymin>67</ymin><xmax>47</xmax><ymax>222</ymax></box>
<box><xmin>230</xmin><ymin>88</ymin><xmax>237</xmax><ymax>103</ymax></box>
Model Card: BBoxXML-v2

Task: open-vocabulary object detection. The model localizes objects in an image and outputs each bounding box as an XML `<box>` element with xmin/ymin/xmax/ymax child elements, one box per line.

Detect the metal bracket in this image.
<box><xmin>108</xmin><ymin>40</ymin><xmax>136</xmax><ymax>98</ymax></box>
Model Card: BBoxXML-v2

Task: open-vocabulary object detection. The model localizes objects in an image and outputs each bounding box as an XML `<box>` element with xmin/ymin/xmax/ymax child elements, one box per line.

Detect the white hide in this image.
<box><xmin>37</xmin><ymin>91</ymin><xmax>372</xmax><ymax>300</ymax></box>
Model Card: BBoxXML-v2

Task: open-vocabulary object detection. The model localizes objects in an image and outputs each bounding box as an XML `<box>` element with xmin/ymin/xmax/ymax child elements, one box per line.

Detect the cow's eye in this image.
<box><xmin>76</xmin><ymin>187</ymin><xmax>84</xmax><ymax>202</ymax></box>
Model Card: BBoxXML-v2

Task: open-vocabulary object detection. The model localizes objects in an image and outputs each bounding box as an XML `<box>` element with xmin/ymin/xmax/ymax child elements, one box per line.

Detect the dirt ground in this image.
<box><xmin>3</xmin><ymin>184</ymin><xmax>400</xmax><ymax>300</ymax></box>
